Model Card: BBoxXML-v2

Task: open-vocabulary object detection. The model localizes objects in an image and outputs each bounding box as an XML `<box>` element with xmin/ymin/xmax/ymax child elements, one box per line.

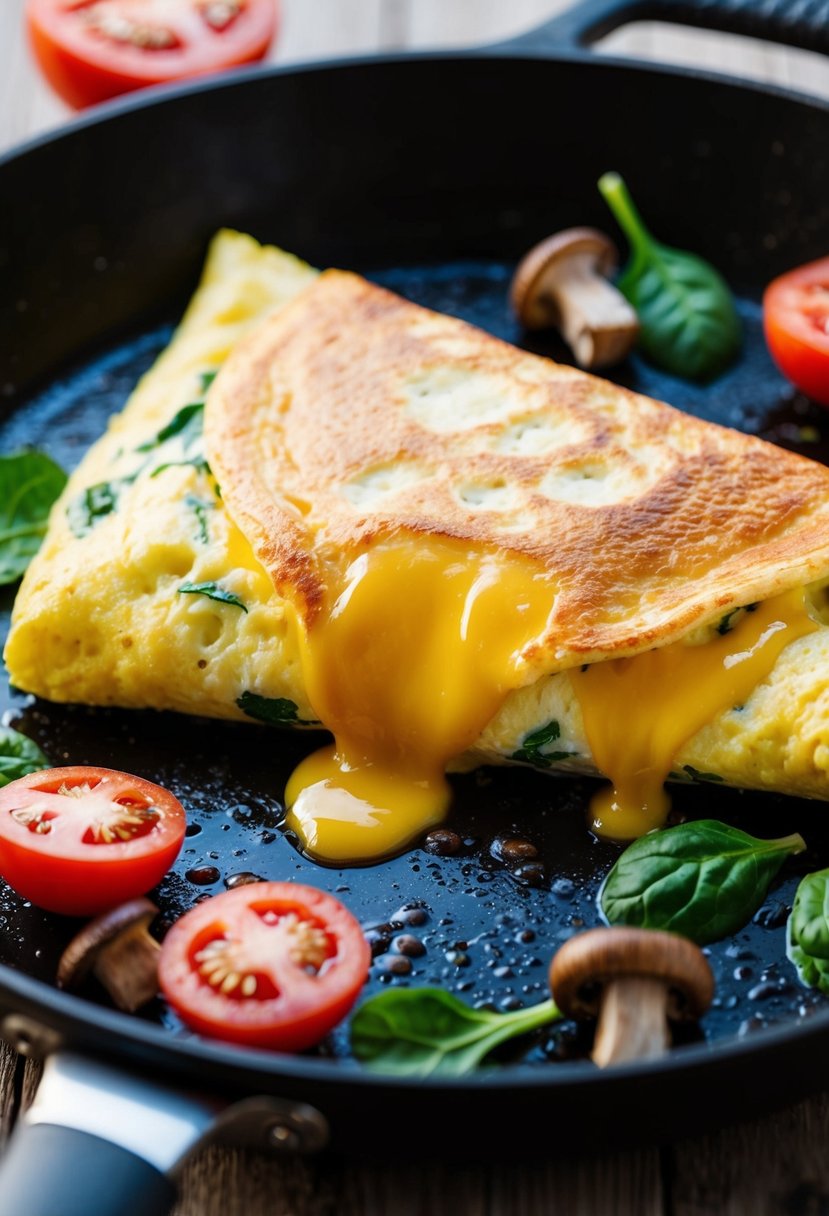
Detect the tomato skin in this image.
<box><xmin>25</xmin><ymin>0</ymin><xmax>279</xmax><ymax>110</ymax></box>
<box><xmin>0</xmin><ymin>766</ymin><xmax>186</xmax><ymax>916</ymax></box>
<box><xmin>158</xmin><ymin>882</ymin><xmax>371</xmax><ymax>1050</ymax></box>
<box><xmin>763</xmin><ymin>256</ymin><xmax>829</xmax><ymax>408</ymax></box>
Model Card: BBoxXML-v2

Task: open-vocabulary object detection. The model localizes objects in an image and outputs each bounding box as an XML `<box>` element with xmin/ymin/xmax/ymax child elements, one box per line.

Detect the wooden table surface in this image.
<box><xmin>2</xmin><ymin>2</ymin><xmax>829</xmax><ymax>1213</ymax></box>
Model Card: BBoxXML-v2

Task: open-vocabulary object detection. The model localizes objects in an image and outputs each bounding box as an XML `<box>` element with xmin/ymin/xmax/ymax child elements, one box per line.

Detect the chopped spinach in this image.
<box><xmin>137</xmin><ymin>402</ymin><xmax>204</xmax><ymax>453</ymax></box>
<box><xmin>236</xmin><ymin>691</ymin><xmax>319</xmax><ymax>727</ymax></box>
<box><xmin>681</xmin><ymin>765</ymin><xmax>724</xmax><ymax>783</ymax></box>
<box><xmin>66</xmin><ymin>476</ymin><xmax>134</xmax><ymax>538</ymax></box>
<box><xmin>351</xmin><ymin>988</ymin><xmax>560</xmax><ymax>1077</ymax></box>
<box><xmin>716</xmin><ymin>603</ymin><xmax>758</xmax><ymax>635</ymax></box>
<box><xmin>199</xmin><ymin>370</ymin><xmax>218</xmax><ymax>393</ymax></box>
<box><xmin>178</xmin><ymin>581</ymin><xmax>247</xmax><ymax>612</ymax></box>
<box><xmin>151</xmin><ymin>457</ymin><xmax>211</xmax><ymax>479</ymax></box>
<box><xmin>0</xmin><ymin>450</ymin><xmax>67</xmax><ymax>583</ymax></box>
<box><xmin>511</xmin><ymin>719</ymin><xmax>576</xmax><ymax>768</ymax></box>
<box><xmin>185</xmin><ymin>494</ymin><xmax>214</xmax><ymax>544</ymax></box>
<box><xmin>0</xmin><ymin>726</ymin><xmax>49</xmax><ymax>787</ymax></box>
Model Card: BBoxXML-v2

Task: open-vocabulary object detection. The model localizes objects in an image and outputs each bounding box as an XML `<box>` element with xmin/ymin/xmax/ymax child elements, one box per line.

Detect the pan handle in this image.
<box><xmin>0</xmin><ymin>1124</ymin><xmax>176</xmax><ymax>1216</ymax></box>
<box><xmin>497</xmin><ymin>0</ymin><xmax>829</xmax><ymax>57</ymax></box>
<box><xmin>0</xmin><ymin>1053</ymin><xmax>219</xmax><ymax>1216</ymax></box>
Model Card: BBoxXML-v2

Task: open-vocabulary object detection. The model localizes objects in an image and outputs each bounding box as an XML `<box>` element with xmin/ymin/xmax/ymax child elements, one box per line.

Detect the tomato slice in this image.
<box><xmin>25</xmin><ymin>0</ymin><xmax>279</xmax><ymax>109</ymax></box>
<box><xmin>158</xmin><ymin>882</ymin><xmax>371</xmax><ymax>1050</ymax></box>
<box><xmin>0</xmin><ymin>766</ymin><xmax>186</xmax><ymax>916</ymax></box>
<box><xmin>763</xmin><ymin>256</ymin><xmax>829</xmax><ymax>408</ymax></box>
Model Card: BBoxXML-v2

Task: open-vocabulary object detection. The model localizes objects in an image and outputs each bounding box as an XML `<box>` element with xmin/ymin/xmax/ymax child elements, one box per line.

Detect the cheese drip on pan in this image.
<box><xmin>285</xmin><ymin>537</ymin><xmax>556</xmax><ymax>863</ymax></box>
<box><xmin>570</xmin><ymin>587</ymin><xmax>818</xmax><ymax>839</ymax></box>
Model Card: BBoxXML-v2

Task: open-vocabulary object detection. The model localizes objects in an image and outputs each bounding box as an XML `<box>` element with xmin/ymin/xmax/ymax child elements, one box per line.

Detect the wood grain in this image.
<box><xmin>1</xmin><ymin>2</ymin><xmax>828</xmax><ymax>1214</ymax></box>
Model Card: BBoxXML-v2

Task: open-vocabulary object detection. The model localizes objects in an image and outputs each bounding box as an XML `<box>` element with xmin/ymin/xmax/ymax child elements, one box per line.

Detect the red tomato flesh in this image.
<box><xmin>26</xmin><ymin>0</ymin><xmax>278</xmax><ymax>109</ymax></box>
<box><xmin>0</xmin><ymin>766</ymin><xmax>186</xmax><ymax>916</ymax></box>
<box><xmin>158</xmin><ymin>882</ymin><xmax>371</xmax><ymax>1050</ymax></box>
<box><xmin>763</xmin><ymin>256</ymin><xmax>829</xmax><ymax>408</ymax></box>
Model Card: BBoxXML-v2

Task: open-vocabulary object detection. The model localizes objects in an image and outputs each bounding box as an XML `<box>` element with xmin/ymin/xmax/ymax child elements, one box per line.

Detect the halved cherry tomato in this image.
<box><xmin>26</xmin><ymin>0</ymin><xmax>279</xmax><ymax>110</ymax></box>
<box><xmin>763</xmin><ymin>256</ymin><xmax>829</xmax><ymax>408</ymax></box>
<box><xmin>158</xmin><ymin>882</ymin><xmax>370</xmax><ymax>1050</ymax></box>
<box><xmin>0</xmin><ymin>766</ymin><xmax>186</xmax><ymax>916</ymax></box>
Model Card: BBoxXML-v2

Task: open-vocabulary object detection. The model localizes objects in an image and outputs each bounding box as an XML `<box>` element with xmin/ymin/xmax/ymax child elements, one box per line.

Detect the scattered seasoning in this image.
<box><xmin>393</xmin><ymin>935</ymin><xmax>426</xmax><ymax>958</ymax></box>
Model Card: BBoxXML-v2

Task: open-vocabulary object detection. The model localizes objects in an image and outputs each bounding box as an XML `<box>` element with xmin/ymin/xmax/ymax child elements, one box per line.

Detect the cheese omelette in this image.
<box><xmin>8</xmin><ymin>230</ymin><xmax>829</xmax><ymax>862</ymax></box>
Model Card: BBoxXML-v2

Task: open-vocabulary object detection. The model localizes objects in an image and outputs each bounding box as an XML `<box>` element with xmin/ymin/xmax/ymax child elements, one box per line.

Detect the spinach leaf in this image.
<box><xmin>681</xmin><ymin>765</ymin><xmax>724</xmax><ymax>784</ymax></box>
<box><xmin>0</xmin><ymin>451</ymin><xmax>67</xmax><ymax>583</ymax></box>
<box><xmin>199</xmin><ymin>370</ymin><xmax>218</xmax><ymax>393</ymax></box>
<box><xmin>600</xmin><ymin>819</ymin><xmax>805</xmax><ymax>945</ymax></box>
<box><xmin>598</xmin><ymin>172</ymin><xmax>741</xmax><ymax>381</ymax></box>
<box><xmin>178</xmin><ymin>582</ymin><xmax>248</xmax><ymax>612</ymax></box>
<box><xmin>66</xmin><ymin>476</ymin><xmax>134</xmax><ymax>539</ymax></box>
<box><xmin>151</xmin><ymin>458</ymin><xmax>211</xmax><ymax>479</ymax></box>
<box><xmin>236</xmin><ymin>691</ymin><xmax>319</xmax><ymax>727</ymax></box>
<box><xmin>351</xmin><ymin>988</ymin><xmax>560</xmax><ymax>1076</ymax></box>
<box><xmin>137</xmin><ymin>402</ymin><xmax>204</xmax><ymax>453</ymax></box>
<box><xmin>511</xmin><ymin>720</ymin><xmax>576</xmax><ymax>768</ymax></box>
<box><xmin>787</xmin><ymin>870</ymin><xmax>829</xmax><ymax>994</ymax></box>
<box><xmin>0</xmin><ymin>727</ymin><xmax>49</xmax><ymax>787</ymax></box>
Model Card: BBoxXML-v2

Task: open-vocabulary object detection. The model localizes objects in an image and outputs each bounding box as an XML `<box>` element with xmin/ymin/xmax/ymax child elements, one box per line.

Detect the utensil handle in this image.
<box><xmin>0</xmin><ymin>1123</ymin><xmax>176</xmax><ymax>1216</ymax></box>
<box><xmin>501</xmin><ymin>0</ymin><xmax>829</xmax><ymax>56</ymax></box>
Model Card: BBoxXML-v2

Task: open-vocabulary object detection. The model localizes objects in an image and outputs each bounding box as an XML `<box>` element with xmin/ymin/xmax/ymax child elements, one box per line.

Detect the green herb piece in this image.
<box><xmin>137</xmin><ymin>402</ymin><xmax>204</xmax><ymax>453</ymax></box>
<box><xmin>199</xmin><ymin>370</ymin><xmax>218</xmax><ymax>393</ymax></box>
<box><xmin>151</xmin><ymin>457</ymin><xmax>211</xmax><ymax>479</ymax></box>
<box><xmin>185</xmin><ymin>494</ymin><xmax>214</xmax><ymax>544</ymax></box>
<box><xmin>178</xmin><ymin>582</ymin><xmax>248</xmax><ymax>612</ymax></box>
<box><xmin>66</xmin><ymin>476</ymin><xmax>134</xmax><ymax>539</ymax></box>
<box><xmin>600</xmin><ymin>819</ymin><xmax>805</xmax><ymax>945</ymax></box>
<box><xmin>598</xmin><ymin>172</ymin><xmax>741</xmax><ymax>381</ymax></box>
<box><xmin>681</xmin><ymin>765</ymin><xmax>724</xmax><ymax>784</ymax></box>
<box><xmin>0</xmin><ymin>451</ymin><xmax>67</xmax><ymax>583</ymax></box>
<box><xmin>511</xmin><ymin>719</ymin><xmax>576</xmax><ymax>768</ymax></box>
<box><xmin>236</xmin><ymin>691</ymin><xmax>319</xmax><ymax>727</ymax></box>
<box><xmin>351</xmin><ymin>988</ymin><xmax>560</xmax><ymax>1077</ymax></box>
<box><xmin>787</xmin><ymin>869</ymin><xmax>829</xmax><ymax>995</ymax></box>
<box><xmin>0</xmin><ymin>727</ymin><xmax>49</xmax><ymax>787</ymax></box>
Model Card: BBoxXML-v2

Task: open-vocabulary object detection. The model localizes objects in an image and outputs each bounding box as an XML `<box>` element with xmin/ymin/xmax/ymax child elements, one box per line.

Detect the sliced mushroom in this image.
<box><xmin>549</xmin><ymin>926</ymin><xmax>714</xmax><ymax>1067</ymax></box>
<box><xmin>57</xmin><ymin>897</ymin><xmax>161</xmax><ymax>1013</ymax></box>
<box><xmin>511</xmin><ymin>227</ymin><xmax>640</xmax><ymax>370</ymax></box>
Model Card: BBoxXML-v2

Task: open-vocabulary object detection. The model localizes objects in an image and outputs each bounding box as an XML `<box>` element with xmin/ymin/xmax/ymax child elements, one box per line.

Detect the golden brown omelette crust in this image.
<box><xmin>205</xmin><ymin>271</ymin><xmax>829</xmax><ymax>670</ymax></box>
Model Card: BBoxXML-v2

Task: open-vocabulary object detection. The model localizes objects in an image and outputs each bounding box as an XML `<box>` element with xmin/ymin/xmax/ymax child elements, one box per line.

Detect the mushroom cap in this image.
<box><xmin>510</xmin><ymin>227</ymin><xmax>620</xmax><ymax>330</ymax></box>
<box><xmin>57</xmin><ymin>896</ymin><xmax>159</xmax><ymax>990</ymax></box>
<box><xmin>549</xmin><ymin>927</ymin><xmax>714</xmax><ymax>1022</ymax></box>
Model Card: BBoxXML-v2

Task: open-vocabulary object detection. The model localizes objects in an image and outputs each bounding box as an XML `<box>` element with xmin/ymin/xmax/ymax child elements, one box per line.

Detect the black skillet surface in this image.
<box><xmin>1</xmin><ymin>0</ymin><xmax>829</xmax><ymax>1159</ymax></box>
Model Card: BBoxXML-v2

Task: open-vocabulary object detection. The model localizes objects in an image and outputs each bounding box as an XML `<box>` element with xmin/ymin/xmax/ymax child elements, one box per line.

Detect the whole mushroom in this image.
<box><xmin>511</xmin><ymin>227</ymin><xmax>640</xmax><ymax>370</ymax></box>
<box><xmin>57</xmin><ymin>897</ymin><xmax>162</xmax><ymax>1012</ymax></box>
<box><xmin>549</xmin><ymin>926</ymin><xmax>714</xmax><ymax>1067</ymax></box>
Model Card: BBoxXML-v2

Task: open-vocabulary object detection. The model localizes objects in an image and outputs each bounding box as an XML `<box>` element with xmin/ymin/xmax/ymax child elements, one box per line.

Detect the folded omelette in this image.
<box><xmin>8</xmin><ymin>229</ymin><xmax>829</xmax><ymax>862</ymax></box>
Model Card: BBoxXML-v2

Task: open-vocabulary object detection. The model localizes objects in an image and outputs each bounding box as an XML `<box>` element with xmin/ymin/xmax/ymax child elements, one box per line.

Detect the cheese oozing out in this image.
<box><xmin>284</xmin><ymin>530</ymin><xmax>816</xmax><ymax>863</ymax></box>
<box><xmin>285</xmin><ymin>537</ymin><xmax>557</xmax><ymax>864</ymax></box>
<box><xmin>569</xmin><ymin>587</ymin><xmax>818</xmax><ymax>840</ymax></box>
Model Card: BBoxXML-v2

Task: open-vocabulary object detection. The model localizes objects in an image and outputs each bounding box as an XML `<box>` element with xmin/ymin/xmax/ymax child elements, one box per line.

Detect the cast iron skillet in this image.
<box><xmin>1</xmin><ymin>0</ymin><xmax>829</xmax><ymax>1211</ymax></box>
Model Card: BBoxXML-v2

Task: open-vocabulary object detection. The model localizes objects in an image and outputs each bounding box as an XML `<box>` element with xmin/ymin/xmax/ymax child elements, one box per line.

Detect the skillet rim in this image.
<box><xmin>1</xmin><ymin>41</ymin><xmax>829</xmax><ymax>1104</ymax></box>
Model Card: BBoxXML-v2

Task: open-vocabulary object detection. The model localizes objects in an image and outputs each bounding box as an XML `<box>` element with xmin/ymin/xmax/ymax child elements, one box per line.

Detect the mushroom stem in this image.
<box><xmin>591</xmin><ymin>976</ymin><xmax>671</xmax><ymax>1067</ymax></box>
<box><xmin>92</xmin><ymin>921</ymin><xmax>161</xmax><ymax>1013</ymax></box>
<box><xmin>549</xmin><ymin>256</ymin><xmax>640</xmax><ymax>370</ymax></box>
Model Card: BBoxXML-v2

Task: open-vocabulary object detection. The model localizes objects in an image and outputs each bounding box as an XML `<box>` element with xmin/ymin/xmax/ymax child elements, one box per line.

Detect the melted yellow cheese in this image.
<box><xmin>285</xmin><ymin>537</ymin><xmax>556</xmax><ymax>863</ymax></box>
<box><xmin>570</xmin><ymin>588</ymin><xmax>818</xmax><ymax>840</ymax></box>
